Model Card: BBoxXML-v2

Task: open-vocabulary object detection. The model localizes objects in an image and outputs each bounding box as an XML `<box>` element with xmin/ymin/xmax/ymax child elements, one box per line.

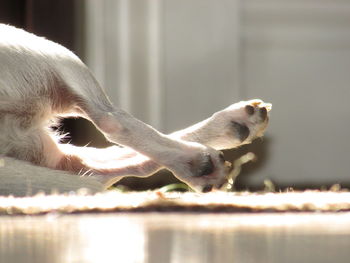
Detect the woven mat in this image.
<box><xmin>1</xmin><ymin>190</ymin><xmax>350</xmax><ymax>215</ymax></box>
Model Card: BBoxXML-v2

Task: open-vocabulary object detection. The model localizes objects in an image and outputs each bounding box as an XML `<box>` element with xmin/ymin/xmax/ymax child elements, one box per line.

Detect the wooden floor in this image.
<box><xmin>1</xmin><ymin>212</ymin><xmax>350</xmax><ymax>263</ymax></box>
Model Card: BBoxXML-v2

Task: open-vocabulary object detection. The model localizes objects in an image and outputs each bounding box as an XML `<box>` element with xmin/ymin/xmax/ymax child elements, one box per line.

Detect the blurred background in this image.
<box><xmin>1</xmin><ymin>0</ymin><xmax>350</xmax><ymax>191</ymax></box>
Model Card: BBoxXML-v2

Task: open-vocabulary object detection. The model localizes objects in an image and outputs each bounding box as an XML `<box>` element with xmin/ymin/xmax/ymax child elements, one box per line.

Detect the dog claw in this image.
<box><xmin>264</xmin><ymin>103</ymin><xmax>272</xmax><ymax>111</ymax></box>
<box><xmin>251</xmin><ymin>100</ymin><xmax>262</xmax><ymax>107</ymax></box>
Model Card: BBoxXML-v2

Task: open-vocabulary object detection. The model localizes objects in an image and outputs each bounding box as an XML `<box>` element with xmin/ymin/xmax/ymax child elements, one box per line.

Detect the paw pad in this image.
<box><xmin>231</xmin><ymin>121</ymin><xmax>250</xmax><ymax>142</ymax></box>
<box><xmin>259</xmin><ymin>107</ymin><xmax>267</xmax><ymax>120</ymax></box>
<box><xmin>245</xmin><ymin>105</ymin><xmax>255</xmax><ymax>115</ymax></box>
<box><xmin>195</xmin><ymin>153</ymin><xmax>214</xmax><ymax>177</ymax></box>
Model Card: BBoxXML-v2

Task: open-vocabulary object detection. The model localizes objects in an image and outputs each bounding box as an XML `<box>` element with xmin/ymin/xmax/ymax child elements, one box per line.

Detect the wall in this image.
<box><xmin>242</xmin><ymin>0</ymin><xmax>350</xmax><ymax>187</ymax></box>
<box><xmin>84</xmin><ymin>0</ymin><xmax>350</xmax><ymax>189</ymax></box>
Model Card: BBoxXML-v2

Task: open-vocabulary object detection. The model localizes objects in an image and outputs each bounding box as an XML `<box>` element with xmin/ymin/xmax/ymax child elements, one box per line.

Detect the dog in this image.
<box><xmin>0</xmin><ymin>24</ymin><xmax>271</xmax><ymax>196</ymax></box>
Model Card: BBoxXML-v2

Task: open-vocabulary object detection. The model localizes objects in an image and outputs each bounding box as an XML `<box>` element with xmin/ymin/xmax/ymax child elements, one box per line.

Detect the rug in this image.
<box><xmin>1</xmin><ymin>190</ymin><xmax>350</xmax><ymax>215</ymax></box>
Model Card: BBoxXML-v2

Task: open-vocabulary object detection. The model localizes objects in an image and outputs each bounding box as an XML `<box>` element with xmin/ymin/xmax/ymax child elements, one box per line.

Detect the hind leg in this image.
<box><xmin>78</xmin><ymin>103</ymin><xmax>228</xmax><ymax>191</ymax></box>
<box><xmin>0</xmin><ymin>115</ymin><xmax>103</xmax><ymax>196</ymax></box>
<box><xmin>59</xmin><ymin>100</ymin><xmax>271</xmax><ymax>189</ymax></box>
<box><xmin>0</xmin><ymin>156</ymin><xmax>103</xmax><ymax>196</ymax></box>
<box><xmin>0</xmin><ymin>98</ymin><xmax>270</xmax><ymax>196</ymax></box>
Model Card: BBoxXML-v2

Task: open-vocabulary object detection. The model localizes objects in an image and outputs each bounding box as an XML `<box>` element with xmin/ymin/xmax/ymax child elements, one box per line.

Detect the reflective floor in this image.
<box><xmin>1</xmin><ymin>212</ymin><xmax>350</xmax><ymax>263</ymax></box>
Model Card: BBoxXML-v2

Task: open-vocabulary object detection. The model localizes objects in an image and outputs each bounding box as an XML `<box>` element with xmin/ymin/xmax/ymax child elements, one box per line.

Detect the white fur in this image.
<box><xmin>0</xmin><ymin>24</ymin><xmax>270</xmax><ymax>196</ymax></box>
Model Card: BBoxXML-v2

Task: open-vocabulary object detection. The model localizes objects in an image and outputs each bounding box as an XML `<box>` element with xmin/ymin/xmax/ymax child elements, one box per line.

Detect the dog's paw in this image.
<box><xmin>163</xmin><ymin>99</ymin><xmax>271</xmax><ymax>191</ymax></box>
<box><xmin>165</xmin><ymin>142</ymin><xmax>230</xmax><ymax>192</ymax></box>
<box><xmin>202</xmin><ymin>99</ymin><xmax>271</xmax><ymax>150</ymax></box>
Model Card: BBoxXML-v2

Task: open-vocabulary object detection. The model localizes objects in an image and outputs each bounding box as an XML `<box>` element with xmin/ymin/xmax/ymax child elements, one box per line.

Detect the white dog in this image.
<box><xmin>0</xmin><ymin>24</ymin><xmax>271</xmax><ymax>196</ymax></box>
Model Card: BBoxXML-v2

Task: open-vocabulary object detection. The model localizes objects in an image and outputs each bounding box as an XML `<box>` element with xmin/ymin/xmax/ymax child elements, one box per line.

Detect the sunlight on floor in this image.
<box><xmin>75</xmin><ymin>217</ymin><xmax>146</xmax><ymax>263</ymax></box>
<box><xmin>1</xmin><ymin>212</ymin><xmax>350</xmax><ymax>263</ymax></box>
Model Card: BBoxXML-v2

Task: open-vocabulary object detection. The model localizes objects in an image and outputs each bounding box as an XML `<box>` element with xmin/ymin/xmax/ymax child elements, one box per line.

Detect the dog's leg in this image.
<box><xmin>53</xmin><ymin>62</ymin><xmax>229</xmax><ymax>192</ymax></box>
<box><xmin>0</xmin><ymin>115</ymin><xmax>103</xmax><ymax>196</ymax></box>
<box><xmin>0</xmin><ymin>99</ymin><xmax>270</xmax><ymax>196</ymax></box>
<box><xmin>0</xmin><ymin>156</ymin><xmax>103</xmax><ymax>197</ymax></box>
<box><xmin>58</xmin><ymin>99</ymin><xmax>271</xmax><ymax>189</ymax></box>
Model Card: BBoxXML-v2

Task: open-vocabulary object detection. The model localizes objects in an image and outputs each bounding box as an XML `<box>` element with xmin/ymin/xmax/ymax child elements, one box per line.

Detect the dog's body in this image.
<box><xmin>0</xmin><ymin>24</ymin><xmax>271</xmax><ymax>196</ymax></box>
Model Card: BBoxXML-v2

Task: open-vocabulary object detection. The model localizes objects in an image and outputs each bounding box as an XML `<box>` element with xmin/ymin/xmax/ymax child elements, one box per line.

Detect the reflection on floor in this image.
<box><xmin>1</xmin><ymin>212</ymin><xmax>350</xmax><ymax>263</ymax></box>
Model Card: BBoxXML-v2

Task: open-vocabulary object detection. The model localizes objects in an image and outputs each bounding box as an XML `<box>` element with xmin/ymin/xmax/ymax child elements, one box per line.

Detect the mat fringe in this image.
<box><xmin>2</xmin><ymin>190</ymin><xmax>350</xmax><ymax>215</ymax></box>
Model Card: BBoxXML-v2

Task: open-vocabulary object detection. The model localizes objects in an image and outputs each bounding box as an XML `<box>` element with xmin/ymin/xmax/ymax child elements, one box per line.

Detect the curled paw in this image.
<box><xmin>167</xmin><ymin>143</ymin><xmax>231</xmax><ymax>192</ymax></box>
